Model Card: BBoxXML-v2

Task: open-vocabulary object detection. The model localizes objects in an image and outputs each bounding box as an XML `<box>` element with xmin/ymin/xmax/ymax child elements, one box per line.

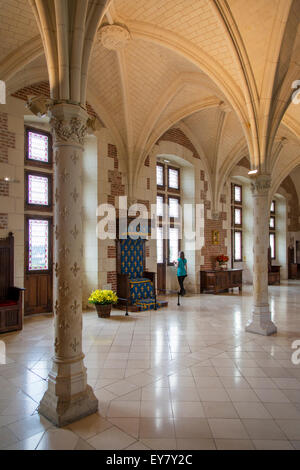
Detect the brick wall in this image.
<box><xmin>0</xmin><ymin>112</ymin><xmax>15</xmax><ymax>163</ymax></box>
<box><xmin>0</xmin><ymin>181</ymin><xmax>9</xmax><ymax>197</ymax></box>
<box><xmin>11</xmin><ymin>81</ymin><xmax>102</xmax><ymax>123</ymax></box>
<box><xmin>157</xmin><ymin>128</ymin><xmax>200</xmax><ymax>159</ymax></box>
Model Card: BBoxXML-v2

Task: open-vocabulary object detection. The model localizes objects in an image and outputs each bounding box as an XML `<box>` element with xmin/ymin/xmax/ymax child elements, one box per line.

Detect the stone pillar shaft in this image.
<box><xmin>39</xmin><ymin>103</ymin><xmax>98</xmax><ymax>426</ymax></box>
<box><xmin>245</xmin><ymin>175</ymin><xmax>277</xmax><ymax>336</ymax></box>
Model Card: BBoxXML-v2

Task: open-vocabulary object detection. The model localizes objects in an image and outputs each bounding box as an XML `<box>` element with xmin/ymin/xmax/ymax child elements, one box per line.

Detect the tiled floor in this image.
<box><xmin>1</xmin><ymin>282</ymin><xmax>300</xmax><ymax>450</ymax></box>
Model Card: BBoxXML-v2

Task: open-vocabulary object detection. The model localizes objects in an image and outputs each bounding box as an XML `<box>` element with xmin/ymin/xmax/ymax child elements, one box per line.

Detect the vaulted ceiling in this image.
<box><xmin>1</xmin><ymin>0</ymin><xmax>300</xmax><ymax>205</ymax></box>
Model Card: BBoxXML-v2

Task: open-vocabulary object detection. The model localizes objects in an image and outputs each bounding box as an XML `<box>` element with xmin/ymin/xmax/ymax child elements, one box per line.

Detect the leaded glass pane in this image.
<box><xmin>234</xmin><ymin>208</ymin><xmax>242</xmax><ymax>225</ymax></box>
<box><xmin>234</xmin><ymin>185</ymin><xmax>242</xmax><ymax>202</ymax></box>
<box><xmin>28</xmin><ymin>174</ymin><xmax>49</xmax><ymax>205</ymax></box>
<box><xmin>234</xmin><ymin>231</ymin><xmax>242</xmax><ymax>261</ymax></box>
<box><xmin>169</xmin><ymin>227</ymin><xmax>179</xmax><ymax>263</ymax></box>
<box><xmin>270</xmin><ymin>217</ymin><xmax>275</xmax><ymax>229</ymax></box>
<box><xmin>168</xmin><ymin>168</ymin><xmax>179</xmax><ymax>189</ymax></box>
<box><xmin>169</xmin><ymin>197</ymin><xmax>179</xmax><ymax>218</ymax></box>
<box><xmin>156</xmin><ymin>165</ymin><xmax>164</xmax><ymax>186</ymax></box>
<box><xmin>28</xmin><ymin>131</ymin><xmax>49</xmax><ymax>162</ymax></box>
<box><xmin>270</xmin><ymin>201</ymin><xmax>275</xmax><ymax>213</ymax></box>
<box><xmin>156</xmin><ymin>195</ymin><xmax>164</xmax><ymax>217</ymax></box>
<box><xmin>28</xmin><ymin>219</ymin><xmax>49</xmax><ymax>271</ymax></box>
<box><xmin>270</xmin><ymin>233</ymin><xmax>275</xmax><ymax>259</ymax></box>
<box><xmin>156</xmin><ymin>226</ymin><xmax>163</xmax><ymax>263</ymax></box>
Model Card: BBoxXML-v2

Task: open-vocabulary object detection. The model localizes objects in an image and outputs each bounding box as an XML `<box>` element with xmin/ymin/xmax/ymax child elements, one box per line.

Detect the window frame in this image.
<box><xmin>25</xmin><ymin>215</ymin><xmax>53</xmax><ymax>275</ymax></box>
<box><xmin>167</xmin><ymin>224</ymin><xmax>180</xmax><ymax>266</ymax></box>
<box><xmin>168</xmin><ymin>194</ymin><xmax>181</xmax><ymax>221</ymax></box>
<box><xmin>156</xmin><ymin>163</ymin><xmax>165</xmax><ymax>189</ymax></box>
<box><xmin>25</xmin><ymin>169</ymin><xmax>53</xmax><ymax>212</ymax></box>
<box><xmin>231</xmin><ymin>183</ymin><xmax>243</xmax><ymax>263</ymax></box>
<box><xmin>167</xmin><ymin>165</ymin><xmax>180</xmax><ymax>193</ymax></box>
<box><xmin>269</xmin><ymin>200</ymin><xmax>276</xmax><ymax>260</ymax></box>
<box><xmin>25</xmin><ymin>126</ymin><xmax>53</xmax><ymax>168</ymax></box>
<box><xmin>269</xmin><ymin>232</ymin><xmax>276</xmax><ymax>260</ymax></box>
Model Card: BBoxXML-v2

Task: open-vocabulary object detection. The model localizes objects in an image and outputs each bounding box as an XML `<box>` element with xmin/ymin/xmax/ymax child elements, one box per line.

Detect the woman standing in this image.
<box><xmin>174</xmin><ymin>251</ymin><xmax>187</xmax><ymax>296</ymax></box>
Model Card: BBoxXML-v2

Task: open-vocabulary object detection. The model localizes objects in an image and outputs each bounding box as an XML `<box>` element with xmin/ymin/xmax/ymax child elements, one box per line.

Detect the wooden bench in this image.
<box><xmin>0</xmin><ymin>232</ymin><xmax>25</xmax><ymax>333</ymax></box>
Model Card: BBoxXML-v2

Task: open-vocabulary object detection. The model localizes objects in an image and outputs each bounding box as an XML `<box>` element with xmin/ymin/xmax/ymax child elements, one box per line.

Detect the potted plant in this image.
<box><xmin>88</xmin><ymin>289</ymin><xmax>118</xmax><ymax>318</ymax></box>
<box><xmin>216</xmin><ymin>254</ymin><xmax>229</xmax><ymax>270</ymax></box>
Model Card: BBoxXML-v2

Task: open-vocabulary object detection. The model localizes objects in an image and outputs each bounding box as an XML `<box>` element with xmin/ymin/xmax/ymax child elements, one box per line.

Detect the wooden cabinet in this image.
<box><xmin>200</xmin><ymin>269</ymin><xmax>243</xmax><ymax>294</ymax></box>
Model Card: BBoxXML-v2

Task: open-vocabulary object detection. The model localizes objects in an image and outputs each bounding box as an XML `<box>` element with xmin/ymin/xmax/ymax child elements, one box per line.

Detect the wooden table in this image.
<box><xmin>200</xmin><ymin>269</ymin><xmax>243</xmax><ymax>294</ymax></box>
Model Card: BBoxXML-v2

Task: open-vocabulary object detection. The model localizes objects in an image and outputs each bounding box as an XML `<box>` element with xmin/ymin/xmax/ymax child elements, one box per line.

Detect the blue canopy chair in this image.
<box><xmin>116</xmin><ymin>237</ymin><xmax>167</xmax><ymax>312</ymax></box>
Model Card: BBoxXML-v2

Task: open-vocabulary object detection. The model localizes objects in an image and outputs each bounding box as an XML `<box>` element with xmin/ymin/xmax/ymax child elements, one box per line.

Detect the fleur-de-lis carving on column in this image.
<box><xmin>70</xmin><ymin>262</ymin><xmax>80</xmax><ymax>277</ymax></box>
<box><xmin>58</xmin><ymin>320</ymin><xmax>70</xmax><ymax>330</ymax></box>
<box><xmin>61</xmin><ymin>168</ymin><xmax>70</xmax><ymax>182</ymax></box>
<box><xmin>59</xmin><ymin>281</ymin><xmax>69</xmax><ymax>297</ymax></box>
<box><xmin>71</xmin><ymin>187</ymin><xmax>79</xmax><ymax>203</ymax></box>
<box><xmin>70</xmin><ymin>224</ymin><xmax>79</xmax><ymax>239</ymax></box>
<box><xmin>59</xmin><ymin>244</ymin><xmax>70</xmax><ymax>259</ymax></box>
<box><xmin>60</xmin><ymin>206</ymin><xmax>69</xmax><ymax>218</ymax></box>
<box><xmin>70</xmin><ymin>151</ymin><xmax>79</xmax><ymax>165</ymax></box>
<box><xmin>70</xmin><ymin>299</ymin><xmax>80</xmax><ymax>315</ymax></box>
<box><xmin>54</xmin><ymin>262</ymin><xmax>60</xmax><ymax>278</ymax></box>
<box><xmin>54</xmin><ymin>300</ymin><xmax>60</xmax><ymax>316</ymax></box>
<box><xmin>70</xmin><ymin>337</ymin><xmax>79</xmax><ymax>353</ymax></box>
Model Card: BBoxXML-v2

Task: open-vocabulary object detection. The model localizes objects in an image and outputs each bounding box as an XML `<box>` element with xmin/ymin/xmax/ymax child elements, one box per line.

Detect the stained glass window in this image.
<box><xmin>168</xmin><ymin>168</ymin><xmax>179</xmax><ymax>190</ymax></box>
<box><xmin>234</xmin><ymin>231</ymin><xmax>242</xmax><ymax>261</ymax></box>
<box><xmin>28</xmin><ymin>219</ymin><xmax>49</xmax><ymax>271</ymax></box>
<box><xmin>270</xmin><ymin>216</ymin><xmax>275</xmax><ymax>229</ymax></box>
<box><xmin>169</xmin><ymin>197</ymin><xmax>179</xmax><ymax>218</ymax></box>
<box><xmin>28</xmin><ymin>131</ymin><xmax>49</xmax><ymax>162</ymax></box>
<box><xmin>156</xmin><ymin>165</ymin><xmax>164</xmax><ymax>186</ymax></box>
<box><xmin>28</xmin><ymin>174</ymin><xmax>49</xmax><ymax>205</ymax></box>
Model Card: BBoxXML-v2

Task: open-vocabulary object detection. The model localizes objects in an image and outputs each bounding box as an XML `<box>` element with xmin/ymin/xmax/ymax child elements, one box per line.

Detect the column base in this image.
<box><xmin>245</xmin><ymin>307</ymin><xmax>277</xmax><ymax>336</ymax></box>
<box><xmin>39</xmin><ymin>384</ymin><xmax>98</xmax><ymax>427</ymax></box>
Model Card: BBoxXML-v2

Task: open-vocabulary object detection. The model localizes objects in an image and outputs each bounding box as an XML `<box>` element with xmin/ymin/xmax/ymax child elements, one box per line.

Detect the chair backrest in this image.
<box><xmin>119</xmin><ymin>238</ymin><xmax>144</xmax><ymax>279</ymax></box>
<box><xmin>0</xmin><ymin>232</ymin><xmax>14</xmax><ymax>300</ymax></box>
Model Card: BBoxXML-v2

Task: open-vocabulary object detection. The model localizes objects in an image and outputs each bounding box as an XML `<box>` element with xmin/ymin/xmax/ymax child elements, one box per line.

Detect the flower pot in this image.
<box><xmin>95</xmin><ymin>304</ymin><xmax>112</xmax><ymax>318</ymax></box>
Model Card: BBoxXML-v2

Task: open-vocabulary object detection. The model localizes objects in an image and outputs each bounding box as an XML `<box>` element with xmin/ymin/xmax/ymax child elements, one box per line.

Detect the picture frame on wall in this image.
<box><xmin>212</xmin><ymin>230</ymin><xmax>220</xmax><ymax>245</ymax></box>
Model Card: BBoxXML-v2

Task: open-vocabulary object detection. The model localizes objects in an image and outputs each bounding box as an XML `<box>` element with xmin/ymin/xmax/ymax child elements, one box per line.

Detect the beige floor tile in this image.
<box><xmin>272</xmin><ymin>378</ymin><xmax>300</xmax><ymax>390</ymax></box>
<box><xmin>125</xmin><ymin>441</ymin><xmax>150</xmax><ymax>450</ymax></box>
<box><xmin>264</xmin><ymin>403</ymin><xmax>300</xmax><ymax>420</ymax></box>
<box><xmin>108</xmin><ymin>417</ymin><xmax>140</xmax><ymax>438</ymax></box>
<box><xmin>174</xmin><ymin>417</ymin><xmax>212</xmax><ymax>439</ymax></box>
<box><xmin>190</xmin><ymin>366</ymin><xmax>218</xmax><ymax>377</ymax></box>
<box><xmin>36</xmin><ymin>428</ymin><xmax>80</xmax><ymax>450</ymax></box>
<box><xmin>170</xmin><ymin>386</ymin><xmax>200</xmax><ymax>402</ymax></box>
<box><xmin>7</xmin><ymin>414</ymin><xmax>51</xmax><ymax>440</ymax></box>
<box><xmin>219</xmin><ymin>376</ymin><xmax>251</xmax><ymax>389</ymax></box>
<box><xmin>107</xmin><ymin>400</ymin><xmax>141</xmax><ymax>418</ymax></box>
<box><xmin>242</xmin><ymin>419</ymin><xmax>286</xmax><ymax>440</ymax></box>
<box><xmin>253</xmin><ymin>388</ymin><xmax>291</xmax><ymax>403</ymax></box>
<box><xmin>203</xmin><ymin>402</ymin><xmax>239</xmax><ymax>419</ymax></box>
<box><xmin>105</xmin><ymin>380</ymin><xmax>138</xmax><ymax>396</ymax></box>
<box><xmin>140</xmin><ymin>400</ymin><xmax>173</xmax><ymax>418</ymax></box>
<box><xmin>208</xmin><ymin>418</ymin><xmax>249</xmax><ymax>439</ymax></box>
<box><xmin>65</xmin><ymin>412</ymin><xmax>113</xmax><ymax>440</ymax></box>
<box><xmin>4</xmin><ymin>431</ymin><xmax>44</xmax><ymax>450</ymax></box>
<box><xmin>141</xmin><ymin>438</ymin><xmax>177</xmax><ymax>450</ymax></box>
<box><xmin>246</xmin><ymin>377</ymin><xmax>277</xmax><ymax>389</ymax></box>
<box><xmin>139</xmin><ymin>418</ymin><xmax>175</xmax><ymax>439</ymax></box>
<box><xmin>194</xmin><ymin>376</ymin><xmax>224</xmax><ymax>389</ymax></box>
<box><xmin>176</xmin><ymin>438</ymin><xmax>216</xmax><ymax>450</ymax></box>
<box><xmin>0</xmin><ymin>426</ymin><xmax>19</xmax><ymax>450</ymax></box>
<box><xmin>172</xmin><ymin>401</ymin><xmax>205</xmax><ymax>418</ymax></box>
<box><xmin>197</xmin><ymin>388</ymin><xmax>230</xmax><ymax>402</ymax></box>
<box><xmin>226</xmin><ymin>388</ymin><xmax>260</xmax><ymax>402</ymax></box>
<box><xmin>233</xmin><ymin>402</ymin><xmax>272</xmax><ymax>419</ymax></box>
<box><xmin>275</xmin><ymin>419</ymin><xmax>300</xmax><ymax>440</ymax></box>
<box><xmin>253</xmin><ymin>439</ymin><xmax>294</xmax><ymax>450</ymax></box>
<box><xmin>87</xmin><ymin>426</ymin><xmax>136</xmax><ymax>450</ymax></box>
<box><xmin>215</xmin><ymin>439</ymin><xmax>255</xmax><ymax>450</ymax></box>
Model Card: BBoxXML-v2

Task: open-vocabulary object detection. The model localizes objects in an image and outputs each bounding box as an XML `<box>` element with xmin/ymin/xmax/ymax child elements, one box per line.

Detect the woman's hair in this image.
<box><xmin>179</xmin><ymin>251</ymin><xmax>185</xmax><ymax>260</ymax></box>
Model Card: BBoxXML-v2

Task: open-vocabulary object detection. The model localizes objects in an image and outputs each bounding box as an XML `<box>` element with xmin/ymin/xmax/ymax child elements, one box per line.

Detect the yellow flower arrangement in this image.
<box><xmin>88</xmin><ymin>289</ymin><xmax>118</xmax><ymax>305</ymax></box>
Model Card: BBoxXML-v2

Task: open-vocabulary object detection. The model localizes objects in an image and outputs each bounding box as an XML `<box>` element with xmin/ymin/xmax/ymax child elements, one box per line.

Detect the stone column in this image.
<box><xmin>245</xmin><ymin>174</ymin><xmax>277</xmax><ymax>336</ymax></box>
<box><xmin>39</xmin><ymin>103</ymin><xmax>98</xmax><ymax>426</ymax></box>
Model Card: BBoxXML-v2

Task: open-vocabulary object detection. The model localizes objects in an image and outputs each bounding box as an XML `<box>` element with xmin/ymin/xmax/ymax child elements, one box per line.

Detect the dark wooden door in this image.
<box><xmin>157</xmin><ymin>260</ymin><xmax>166</xmax><ymax>292</ymax></box>
<box><xmin>157</xmin><ymin>226</ymin><xmax>167</xmax><ymax>292</ymax></box>
<box><xmin>24</xmin><ymin>216</ymin><xmax>53</xmax><ymax>315</ymax></box>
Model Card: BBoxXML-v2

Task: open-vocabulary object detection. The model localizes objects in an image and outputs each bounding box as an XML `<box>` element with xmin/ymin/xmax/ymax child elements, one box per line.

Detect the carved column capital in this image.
<box><xmin>250</xmin><ymin>174</ymin><xmax>271</xmax><ymax>196</ymax></box>
<box><xmin>49</xmin><ymin>103</ymin><xmax>88</xmax><ymax>146</ymax></box>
